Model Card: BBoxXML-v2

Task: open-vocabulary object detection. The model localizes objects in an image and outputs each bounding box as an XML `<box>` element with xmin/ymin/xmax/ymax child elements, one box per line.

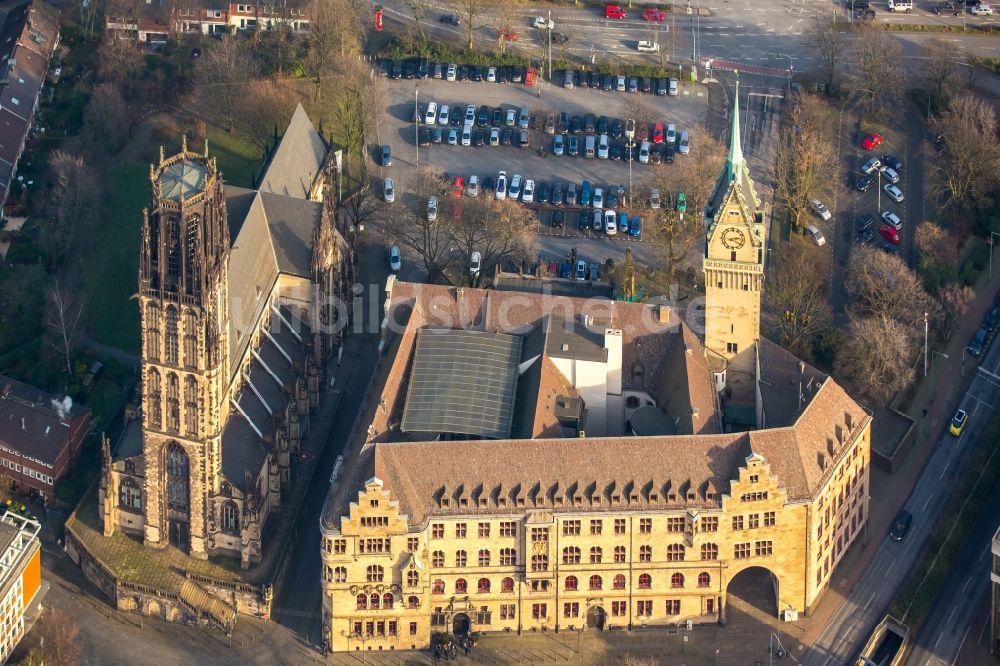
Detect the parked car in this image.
<box><xmin>533</xmin><ymin>15</ymin><xmax>554</xmax><ymax>28</ymax></box>
<box><xmin>861</xmin><ymin>132</ymin><xmax>884</xmax><ymax>150</ymax></box>
<box><xmin>605</xmin><ymin>4</ymin><xmax>627</xmax><ymax>18</ymax></box>
<box><xmin>552</xmin><ymin>182</ymin><xmax>564</xmax><ymax>206</ymax></box>
<box><xmin>881</xmin><ymin>154</ymin><xmax>904</xmax><ymax>172</ymax></box>
<box><xmin>985</xmin><ymin>305</ymin><xmax>1000</xmax><ymax>331</ymax></box>
<box><xmin>380</xmin><ymin>144</ymin><xmax>392</xmax><ymax>167</ymax></box>
<box><xmin>578</xmin><ymin>210</ymin><xmax>590</xmax><ymax>231</ymax></box>
<box><xmin>856</xmin><ymin>215</ymin><xmax>876</xmax><ymax>231</ymax></box>
<box><xmin>489</xmin><ymin>127</ymin><xmax>500</xmax><ymax>146</ymax></box>
<box><xmin>949</xmin><ymin>408</ymin><xmax>968</xmax><ymax>436</ymax></box>
<box><xmin>676</xmin><ymin>192</ymin><xmax>687</xmax><ymax>213</ymax></box>
<box><xmin>553</xmin><ymin>134</ymin><xmax>565</xmax><ymax>155</ymax></box>
<box><xmin>508</xmin><ymin>173</ymin><xmax>523</xmax><ymax>199</ymax></box>
<box><xmin>881</xmin><ymin>210</ymin><xmax>902</xmax><ymax>229</ymax></box>
<box><xmin>883</xmin><ymin>183</ymin><xmax>905</xmax><ymax>203</ymax></box>
<box><xmin>521</xmin><ymin>179</ymin><xmax>535</xmax><ymax>203</ymax></box>
<box><xmin>537</xmin><ymin>181</ymin><xmax>551</xmax><ymax>204</ymax></box>
<box><xmin>604</xmin><ymin>209</ymin><xmax>617</xmax><ymax>235</ymax></box>
<box><xmin>566</xmin><ymin>183</ymin><xmax>577</xmax><ymax>205</ymax></box>
<box><xmin>575</xmin><ymin>259</ymin><xmax>587</xmax><ymax>280</ymax></box>
<box><xmin>856</xmin><ymin>174</ymin><xmax>876</xmax><ymax>192</ymax></box>
<box><xmin>856</xmin><ymin>228</ymin><xmax>876</xmax><ymax>245</ymax></box>
<box><xmin>811</xmin><ymin>200</ymin><xmax>833</xmax><ymax>221</ymax></box>
<box><xmin>668</xmin><ymin>78</ymin><xmax>679</xmax><ymax>96</ymax></box>
<box><xmin>551</xmin><ymin>210</ymin><xmax>565</xmax><ymax>228</ymax></box>
<box><xmin>496</xmin><ymin>171</ymin><xmax>508</xmax><ymax>200</ymax></box>
<box><xmin>650</xmin><ymin>188</ymin><xmax>661</xmax><ymax>209</ymax></box>
<box><xmin>629</xmin><ymin>215</ymin><xmax>641</xmax><ymax>238</ymax></box>
<box><xmin>593</xmin><ymin>187</ymin><xmax>604</xmax><ymax>209</ymax></box>
<box><xmin>879</xmin><ymin>224</ymin><xmax>900</xmax><ymax>245</ymax></box>
<box><xmin>642</xmin><ymin>7</ymin><xmax>666</xmax><ymax>20</ymax></box>
<box><xmin>426</xmin><ymin>196</ymin><xmax>438</xmax><ymax>221</ymax></box>
<box><xmin>881</xmin><ymin>167</ymin><xmax>900</xmax><ymax>184</ymax></box>
<box><xmin>598</xmin><ymin>134</ymin><xmax>610</xmax><ymax>159</ymax></box>
<box><xmin>383</xmin><ymin>177</ymin><xmax>395</xmax><ymax>202</ymax></box>
<box><xmin>389</xmin><ymin>245</ymin><xmax>401</xmax><ymax>272</ymax></box>
<box><xmin>971</xmin><ymin>3</ymin><xmax>993</xmax><ymax>14</ymax></box>
<box><xmin>806</xmin><ymin>225</ymin><xmax>826</xmax><ymax>246</ymax></box>
<box><xmin>447</xmin><ymin>127</ymin><xmax>459</xmax><ymax>145</ymax></box>
<box><xmin>466</xmin><ymin>175</ymin><xmax>480</xmax><ymax>197</ymax></box>
<box><xmin>862</xmin><ymin>157</ymin><xmax>882</xmax><ymax>174</ymax></box>
<box><xmin>969</xmin><ymin>327</ymin><xmax>989</xmax><ymax>357</ymax></box>
<box><xmin>451</xmin><ymin>176</ymin><xmax>465</xmax><ymax>198</ymax></box>
<box><xmin>678</xmin><ymin>131</ymin><xmax>690</xmax><ymax>154</ymax></box>
<box><xmin>439</xmin><ymin>13</ymin><xmax>460</xmax><ymax>24</ymax></box>
<box><xmin>889</xmin><ymin>510</ymin><xmax>913</xmax><ymax>542</ymax></box>
<box><xmin>638</xmin><ymin>140</ymin><xmax>651</xmax><ymax>164</ymax></box>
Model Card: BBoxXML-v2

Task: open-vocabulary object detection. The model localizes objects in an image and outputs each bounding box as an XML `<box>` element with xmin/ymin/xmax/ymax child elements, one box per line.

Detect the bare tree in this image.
<box><xmin>835</xmin><ymin>315</ymin><xmax>915</xmax><ymax>404</ymax></box>
<box><xmin>39</xmin><ymin>607</ymin><xmax>82</xmax><ymax>666</ymax></box>
<box><xmin>496</xmin><ymin>0</ymin><xmax>518</xmax><ymax>54</ymax></box>
<box><xmin>848</xmin><ymin>23</ymin><xmax>904</xmax><ymax>115</ymax></box>
<box><xmin>196</xmin><ymin>37</ymin><xmax>259</xmax><ymax>133</ymax></box>
<box><xmin>381</xmin><ymin>168</ymin><xmax>453</xmax><ymax>282</ymax></box>
<box><xmin>806</xmin><ymin>15</ymin><xmax>849</xmax><ymax>91</ymax></box>
<box><xmin>79</xmin><ymin>0</ymin><xmax>102</xmax><ymax>39</ymax></box>
<box><xmin>915</xmin><ymin>221</ymin><xmax>958</xmax><ymax>267</ymax></box>
<box><xmin>97</xmin><ymin>36</ymin><xmax>143</xmax><ymax>85</ymax></box>
<box><xmin>404</xmin><ymin>0</ymin><xmax>428</xmax><ymax>41</ymax></box>
<box><xmin>939</xmin><ymin>283</ymin><xmax>975</xmax><ymax>340</ymax></box>
<box><xmin>771</xmin><ymin>95</ymin><xmax>838</xmax><ymax>229</ymax></box>
<box><xmin>305</xmin><ymin>0</ymin><xmax>361</xmax><ymax>100</ymax></box>
<box><xmin>919</xmin><ymin>38</ymin><xmax>960</xmax><ymax>107</ymax></box>
<box><xmin>844</xmin><ymin>246</ymin><xmax>939</xmax><ymax>334</ymax></box>
<box><xmin>241</xmin><ymin>80</ymin><xmax>297</xmax><ymax>153</ymax></box>
<box><xmin>82</xmin><ymin>82</ymin><xmax>130</xmax><ymax>155</ymax></box>
<box><xmin>764</xmin><ymin>238</ymin><xmax>833</xmax><ymax>361</ymax></box>
<box><xmin>327</xmin><ymin>61</ymin><xmax>387</xmax><ymax>164</ymax></box>
<box><xmin>452</xmin><ymin>0</ymin><xmax>489</xmax><ymax>49</ymax></box>
<box><xmin>623</xmin><ymin>97</ymin><xmax>656</xmax><ymax>138</ymax></box>
<box><xmin>928</xmin><ymin>93</ymin><xmax>1000</xmax><ymax>211</ymax></box>
<box><xmin>650</xmin><ymin>129</ymin><xmax>725</xmax><ymax>289</ymax></box>
<box><xmin>448</xmin><ymin>198</ymin><xmax>538</xmax><ymax>281</ymax></box>
<box><xmin>46</xmin><ymin>282</ymin><xmax>84</xmax><ymax>376</ymax></box>
<box><xmin>42</xmin><ymin>152</ymin><xmax>100</xmax><ymax>271</ymax></box>
<box><xmin>342</xmin><ymin>184</ymin><xmax>387</xmax><ymax>231</ymax></box>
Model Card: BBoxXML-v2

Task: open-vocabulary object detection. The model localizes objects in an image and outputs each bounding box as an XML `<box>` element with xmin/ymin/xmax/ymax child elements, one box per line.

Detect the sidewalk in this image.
<box><xmin>785</xmin><ymin>258</ymin><xmax>1000</xmax><ymax>656</ymax></box>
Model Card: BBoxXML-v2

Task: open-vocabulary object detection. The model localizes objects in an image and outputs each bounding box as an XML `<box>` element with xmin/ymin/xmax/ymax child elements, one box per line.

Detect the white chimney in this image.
<box><xmin>604</xmin><ymin>329</ymin><xmax>623</xmax><ymax>396</ymax></box>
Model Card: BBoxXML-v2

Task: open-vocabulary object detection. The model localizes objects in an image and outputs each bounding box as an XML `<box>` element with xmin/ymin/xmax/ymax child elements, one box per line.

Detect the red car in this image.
<box><xmin>500</xmin><ymin>28</ymin><xmax>518</xmax><ymax>42</ymax></box>
<box><xmin>652</xmin><ymin>122</ymin><xmax>665</xmax><ymax>144</ymax></box>
<box><xmin>862</xmin><ymin>132</ymin><xmax>884</xmax><ymax>151</ymax></box>
<box><xmin>452</xmin><ymin>176</ymin><xmax>464</xmax><ymax>198</ymax></box>
<box><xmin>605</xmin><ymin>4</ymin><xmax>627</xmax><ymax>18</ymax></box>
<box><xmin>525</xmin><ymin>66</ymin><xmax>537</xmax><ymax>86</ymax></box>
<box><xmin>879</xmin><ymin>224</ymin><xmax>900</xmax><ymax>245</ymax></box>
<box><xmin>642</xmin><ymin>7</ymin><xmax>666</xmax><ymax>21</ymax></box>
<box><xmin>637</xmin><ymin>124</ymin><xmax>650</xmax><ymax>142</ymax></box>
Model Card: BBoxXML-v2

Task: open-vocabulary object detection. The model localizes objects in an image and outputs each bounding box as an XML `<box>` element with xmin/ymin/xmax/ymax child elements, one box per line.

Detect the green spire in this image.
<box><xmin>726</xmin><ymin>79</ymin><xmax>744</xmax><ymax>183</ymax></box>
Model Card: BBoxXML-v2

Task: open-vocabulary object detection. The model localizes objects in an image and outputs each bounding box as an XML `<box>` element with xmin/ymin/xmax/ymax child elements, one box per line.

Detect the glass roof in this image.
<box><xmin>159</xmin><ymin>159</ymin><xmax>208</xmax><ymax>202</ymax></box>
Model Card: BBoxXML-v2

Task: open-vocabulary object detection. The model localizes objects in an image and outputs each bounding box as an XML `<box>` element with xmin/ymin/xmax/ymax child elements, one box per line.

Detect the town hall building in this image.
<box><xmin>319</xmin><ymin>85</ymin><xmax>873</xmax><ymax>652</ymax></box>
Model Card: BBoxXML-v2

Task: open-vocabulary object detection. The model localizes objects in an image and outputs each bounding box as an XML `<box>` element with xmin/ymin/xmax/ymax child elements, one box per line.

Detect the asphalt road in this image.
<box><xmin>801</xmin><ymin>335</ymin><xmax>1000</xmax><ymax>666</ymax></box>
<box><xmin>903</xmin><ymin>480</ymin><xmax>1000</xmax><ymax>666</ymax></box>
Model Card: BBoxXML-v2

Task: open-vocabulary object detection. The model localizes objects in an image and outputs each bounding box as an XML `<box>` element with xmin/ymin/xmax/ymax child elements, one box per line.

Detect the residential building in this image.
<box><xmin>319</xmin><ymin>83</ymin><xmax>873</xmax><ymax>652</ymax></box>
<box><xmin>0</xmin><ymin>511</ymin><xmax>41</xmax><ymax>663</ymax></box>
<box><xmin>0</xmin><ymin>375</ymin><xmax>90</xmax><ymax>502</ymax></box>
<box><xmin>105</xmin><ymin>0</ymin><xmax>310</xmax><ymax>42</ymax></box>
<box><xmin>0</xmin><ymin>0</ymin><xmax>59</xmax><ymax>216</ymax></box>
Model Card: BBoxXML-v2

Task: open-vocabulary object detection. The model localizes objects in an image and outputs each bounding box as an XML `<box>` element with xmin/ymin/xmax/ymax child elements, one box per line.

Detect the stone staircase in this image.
<box><xmin>179</xmin><ymin>579</ymin><xmax>237</xmax><ymax>630</ymax></box>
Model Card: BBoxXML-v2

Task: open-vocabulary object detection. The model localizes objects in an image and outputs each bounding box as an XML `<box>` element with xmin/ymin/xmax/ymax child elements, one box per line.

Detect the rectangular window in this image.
<box><xmin>333</xmin><ymin>539</ymin><xmax>346</xmax><ymax>554</ymax></box>
<box><xmin>748</xmin><ymin>513</ymin><xmax>759</xmax><ymax>529</ymax></box>
<box><xmin>500</xmin><ymin>521</ymin><xmax>517</xmax><ymax>538</ymax></box>
<box><xmin>740</xmin><ymin>491</ymin><xmax>768</xmax><ymax>502</ymax></box>
<box><xmin>531</xmin><ymin>528</ymin><xmax>549</xmax><ymax>542</ymax></box>
<box><xmin>532</xmin><ymin>603</ymin><xmax>547</xmax><ymax>619</ymax></box>
<box><xmin>636</xmin><ymin>600</ymin><xmax>652</xmax><ymax>617</ymax></box>
<box><xmin>666</xmin><ymin>517</ymin><xmax>685</xmax><ymax>533</ymax></box>
<box><xmin>665</xmin><ymin>599</ymin><xmax>681</xmax><ymax>615</ymax></box>
<box><xmin>563</xmin><ymin>602</ymin><xmax>579</xmax><ymax>618</ymax></box>
<box><xmin>764</xmin><ymin>511</ymin><xmax>776</xmax><ymax>527</ymax></box>
<box><xmin>455</xmin><ymin>523</ymin><xmax>467</xmax><ymax>538</ymax></box>
<box><xmin>732</xmin><ymin>516</ymin><xmax>744</xmax><ymax>531</ymax></box>
<box><xmin>612</xmin><ymin>601</ymin><xmax>627</xmax><ymax>616</ymax></box>
<box><xmin>614</xmin><ymin>519</ymin><xmax>626</xmax><ymax>535</ymax></box>
<box><xmin>478</xmin><ymin>522</ymin><xmax>490</xmax><ymax>538</ymax></box>
<box><xmin>590</xmin><ymin>519</ymin><xmax>603</xmax><ymax>536</ymax></box>
<box><xmin>563</xmin><ymin>520</ymin><xmax>581</xmax><ymax>536</ymax></box>
<box><xmin>726</xmin><ymin>342</ymin><xmax>739</xmax><ymax>354</ymax></box>
<box><xmin>700</xmin><ymin>517</ymin><xmax>718</xmax><ymax>532</ymax></box>
<box><xmin>432</xmin><ymin>523</ymin><xmax>444</xmax><ymax>539</ymax></box>
<box><xmin>409</xmin><ymin>622</ymin><xmax>418</xmax><ymax>635</ymax></box>
<box><xmin>755</xmin><ymin>540</ymin><xmax>773</xmax><ymax>557</ymax></box>
<box><xmin>639</xmin><ymin>518</ymin><xmax>652</xmax><ymax>534</ymax></box>
<box><xmin>500</xmin><ymin>604</ymin><xmax>516</xmax><ymax>620</ymax></box>
<box><xmin>734</xmin><ymin>543</ymin><xmax>751</xmax><ymax>559</ymax></box>
<box><xmin>749</xmin><ymin>474</ymin><xmax>759</xmax><ymax>484</ymax></box>
<box><xmin>407</xmin><ymin>537</ymin><xmax>419</xmax><ymax>552</ymax></box>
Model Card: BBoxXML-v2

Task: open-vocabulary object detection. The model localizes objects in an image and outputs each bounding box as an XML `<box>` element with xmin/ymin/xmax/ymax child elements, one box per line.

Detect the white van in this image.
<box><xmin>584</xmin><ymin>135</ymin><xmax>596</xmax><ymax>159</ymax></box>
<box><xmin>563</xmin><ymin>70</ymin><xmax>574</xmax><ymax>89</ymax></box>
<box><xmin>424</xmin><ymin>101</ymin><xmax>438</xmax><ymax>126</ymax></box>
<box><xmin>888</xmin><ymin>0</ymin><xmax>912</xmax><ymax>11</ymax></box>
<box><xmin>597</xmin><ymin>134</ymin><xmax>609</xmax><ymax>159</ymax></box>
<box><xmin>637</xmin><ymin>40</ymin><xmax>660</xmax><ymax>53</ymax></box>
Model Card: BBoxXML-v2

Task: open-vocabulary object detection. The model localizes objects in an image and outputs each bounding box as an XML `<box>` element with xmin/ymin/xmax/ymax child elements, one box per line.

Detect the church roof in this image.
<box><xmin>228</xmin><ymin>193</ymin><xmax>279</xmax><ymax>371</ymax></box>
<box><xmin>258</xmin><ymin>192</ymin><xmax>322</xmax><ymax>277</ymax></box>
<box><xmin>158</xmin><ymin>159</ymin><xmax>208</xmax><ymax>202</ymax></box>
<box><xmin>256</xmin><ymin>103</ymin><xmax>327</xmax><ymax>199</ymax></box>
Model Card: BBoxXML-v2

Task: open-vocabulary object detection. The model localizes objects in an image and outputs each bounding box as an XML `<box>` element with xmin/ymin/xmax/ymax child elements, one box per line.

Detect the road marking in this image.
<box><xmin>935</xmin><ymin>631</ymin><xmax>944</xmax><ymax>650</ymax></box>
<box><xmin>863</xmin><ymin>590</ymin><xmax>877</xmax><ymax>611</ymax></box>
<box><xmin>980</xmin><ymin>545</ymin><xmax>989</xmax><ymax>562</ymax></box>
<box><xmin>922</xmin><ymin>493</ymin><xmax>934</xmax><ymax>510</ymax></box>
<box><xmin>962</xmin><ymin>576</ymin><xmax>973</xmax><ymax>594</ymax></box>
<box><xmin>977</xmin><ymin>365</ymin><xmax>1000</xmax><ymax>383</ymax></box>
<box><xmin>947</xmin><ymin>605</ymin><xmax>958</xmax><ymax>626</ymax></box>
<box><xmin>953</xmin><ymin>623</ymin><xmax>973</xmax><ymax>665</ymax></box>
<box><xmin>887</xmin><ymin>555</ymin><xmax>898</xmax><ymax>575</ymax></box>
<box><xmin>940</xmin><ymin>460</ymin><xmax>951</xmax><ymax>479</ymax></box>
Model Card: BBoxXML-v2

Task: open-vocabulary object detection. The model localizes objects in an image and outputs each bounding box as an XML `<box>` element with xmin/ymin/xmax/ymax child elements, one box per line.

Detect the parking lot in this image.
<box><xmin>373</xmin><ymin>72</ymin><xmax>712</xmax><ymax>272</ymax></box>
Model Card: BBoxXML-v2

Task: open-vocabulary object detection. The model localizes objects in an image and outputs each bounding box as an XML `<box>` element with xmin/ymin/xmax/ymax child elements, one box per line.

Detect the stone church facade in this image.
<box><xmin>99</xmin><ymin>106</ymin><xmax>354</xmax><ymax>569</ymax></box>
<box><xmin>319</xmin><ymin>84</ymin><xmax>873</xmax><ymax>653</ymax></box>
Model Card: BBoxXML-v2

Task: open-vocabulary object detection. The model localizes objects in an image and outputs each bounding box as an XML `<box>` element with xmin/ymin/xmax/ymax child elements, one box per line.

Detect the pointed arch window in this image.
<box><xmin>146</xmin><ymin>369</ymin><xmax>162</xmax><ymax>428</ymax></box>
<box><xmin>167</xmin><ymin>217</ymin><xmax>181</xmax><ymax>278</ymax></box>
<box><xmin>221</xmin><ymin>500</ymin><xmax>239</xmax><ymax>534</ymax></box>
<box><xmin>164</xmin><ymin>306</ymin><xmax>179</xmax><ymax>365</ymax></box>
<box><xmin>185</xmin><ymin>214</ymin><xmax>201</xmax><ymax>296</ymax></box>
<box><xmin>183</xmin><ymin>313</ymin><xmax>198</xmax><ymax>369</ymax></box>
<box><xmin>165</xmin><ymin>442</ymin><xmax>189</xmax><ymax>512</ymax></box>
<box><xmin>166</xmin><ymin>374</ymin><xmax>180</xmax><ymax>432</ymax></box>
<box><xmin>146</xmin><ymin>302</ymin><xmax>160</xmax><ymax>360</ymax></box>
<box><xmin>184</xmin><ymin>375</ymin><xmax>199</xmax><ymax>436</ymax></box>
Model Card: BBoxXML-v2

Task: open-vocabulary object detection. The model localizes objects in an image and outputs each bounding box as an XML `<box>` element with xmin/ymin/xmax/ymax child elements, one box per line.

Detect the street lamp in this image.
<box><xmin>774</xmin><ymin>52</ymin><xmax>793</xmax><ymax>89</ymax></box>
<box><xmin>989</xmin><ymin>231</ymin><xmax>1000</xmax><ymax>279</ymax></box>
<box><xmin>414</xmin><ymin>87</ymin><xmax>420</xmax><ymax>168</ymax></box>
<box><xmin>626</xmin><ymin>118</ymin><xmax>635</xmax><ymax>208</ymax></box>
<box><xmin>931</xmin><ymin>351</ymin><xmax>949</xmax><ymax>396</ymax></box>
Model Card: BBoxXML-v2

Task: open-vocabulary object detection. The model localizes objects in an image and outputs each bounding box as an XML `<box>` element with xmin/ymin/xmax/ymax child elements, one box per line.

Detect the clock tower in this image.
<box><xmin>703</xmin><ymin>81</ymin><xmax>765</xmax><ymax>376</ymax></box>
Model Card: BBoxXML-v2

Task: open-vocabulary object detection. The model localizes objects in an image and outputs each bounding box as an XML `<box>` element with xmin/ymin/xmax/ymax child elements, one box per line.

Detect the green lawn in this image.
<box><xmin>206</xmin><ymin>125</ymin><xmax>259</xmax><ymax>189</ymax></box>
<box><xmin>84</xmin><ymin>163</ymin><xmax>146</xmax><ymax>354</ymax></box>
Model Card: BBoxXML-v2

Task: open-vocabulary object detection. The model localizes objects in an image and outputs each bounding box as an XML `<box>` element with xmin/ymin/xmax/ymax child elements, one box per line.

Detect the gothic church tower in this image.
<box><xmin>138</xmin><ymin>138</ymin><xmax>231</xmax><ymax>557</ymax></box>
<box><xmin>703</xmin><ymin>81</ymin><xmax>765</xmax><ymax>377</ymax></box>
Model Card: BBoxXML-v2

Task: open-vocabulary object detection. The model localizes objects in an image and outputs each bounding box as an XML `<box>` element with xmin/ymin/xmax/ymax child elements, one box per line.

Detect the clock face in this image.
<box><xmin>721</xmin><ymin>228</ymin><xmax>746</xmax><ymax>250</ymax></box>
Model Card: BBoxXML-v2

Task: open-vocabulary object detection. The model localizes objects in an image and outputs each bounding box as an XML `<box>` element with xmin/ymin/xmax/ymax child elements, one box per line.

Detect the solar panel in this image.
<box><xmin>401</xmin><ymin>329</ymin><xmax>522</xmax><ymax>439</ymax></box>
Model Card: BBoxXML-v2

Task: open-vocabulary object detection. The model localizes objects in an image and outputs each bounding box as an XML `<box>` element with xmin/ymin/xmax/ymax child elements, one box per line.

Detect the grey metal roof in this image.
<box><xmin>259</xmin><ymin>192</ymin><xmax>322</xmax><ymax>277</ymax></box>
<box><xmin>257</xmin><ymin>103</ymin><xmax>326</xmax><ymax>200</ymax></box>
<box><xmin>114</xmin><ymin>419</ymin><xmax>143</xmax><ymax>461</ymax></box>
<box><xmin>221</xmin><ymin>414</ymin><xmax>267</xmax><ymax>483</ymax></box>
<box><xmin>544</xmin><ymin>313</ymin><xmax>609</xmax><ymax>363</ymax></box>
<box><xmin>224</xmin><ymin>185</ymin><xmax>257</xmax><ymax>239</ymax></box>
<box><xmin>401</xmin><ymin>329</ymin><xmax>522</xmax><ymax>440</ymax></box>
<box><xmin>158</xmin><ymin>159</ymin><xmax>208</xmax><ymax>202</ymax></box>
